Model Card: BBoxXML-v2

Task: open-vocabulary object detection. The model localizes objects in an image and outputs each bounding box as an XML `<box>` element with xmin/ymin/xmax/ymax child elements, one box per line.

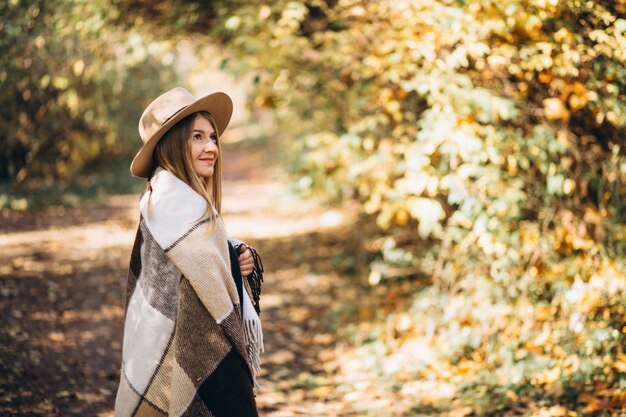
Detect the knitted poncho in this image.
<box><xmin>115</xmin><ymin>168</ymin><xmax>263</xmax><ymax>417</ymax></box>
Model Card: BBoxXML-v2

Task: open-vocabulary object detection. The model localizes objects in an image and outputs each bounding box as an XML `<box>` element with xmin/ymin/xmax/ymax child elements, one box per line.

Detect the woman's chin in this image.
<box><xmin>194</xmin><ymin>165</ymin><xmax>214</xmax><ymax>178</ymax></box>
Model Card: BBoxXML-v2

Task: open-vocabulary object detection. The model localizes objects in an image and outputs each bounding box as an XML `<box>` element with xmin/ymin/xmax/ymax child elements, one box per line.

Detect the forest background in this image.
<box><xmin>1</xmin><ymin>0</ymin><xmax>626</xmax><ymax>415</ymax></box>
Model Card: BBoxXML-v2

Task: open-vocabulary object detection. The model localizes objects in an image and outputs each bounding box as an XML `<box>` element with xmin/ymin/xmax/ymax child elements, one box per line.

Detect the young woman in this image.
<box><xmin>115</xmin><ymin>87</ymin><xmax>264</xmax><ymax>417</ymax></box>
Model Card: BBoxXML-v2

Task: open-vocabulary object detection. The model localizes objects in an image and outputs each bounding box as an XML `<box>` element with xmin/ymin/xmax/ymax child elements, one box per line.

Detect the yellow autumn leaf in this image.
<box><xmin>395</xmin><ymin>208</ymin><xmax>409</xmax><ymax>225</ymax></box>
<box><xmin>614</xmin><ymin>354</ymin><xmax>626</xmax><ymax>373</ymax></box>
<box><xmin>534</xmin><ymin>366</ymin><xmax>561</xmax><ymax>385</ymax></box>
<box><xmin>543</xmin><ymin>98</ymin><xmax>570</xmax><ymax>121</ymax></box>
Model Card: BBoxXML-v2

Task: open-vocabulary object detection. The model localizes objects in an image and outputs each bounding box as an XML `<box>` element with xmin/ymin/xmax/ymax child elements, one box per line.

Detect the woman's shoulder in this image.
<box><xmin>149</xmin><ymin>168</ymin><xmax>206</xmax><ymax>207</ymax></box>
<box><xmin>139</xmin><ymin>168</ymin><xmax>209</xmax><ymax>248</ymax></box>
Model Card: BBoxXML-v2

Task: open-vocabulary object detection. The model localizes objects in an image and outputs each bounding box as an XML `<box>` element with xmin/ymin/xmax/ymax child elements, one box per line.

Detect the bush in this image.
<box><xmin>211</xmin><ymin>0</ymin><xmax>626</xmax><ymax>411</ymax></box>
<box><xmin>0</xmin><ymin>0</ymin><xmax>179</xmax><ymax>185</ymax></box>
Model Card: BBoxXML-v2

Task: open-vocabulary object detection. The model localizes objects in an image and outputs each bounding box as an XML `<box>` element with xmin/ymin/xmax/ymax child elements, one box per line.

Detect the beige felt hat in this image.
<box><xmin>130</xmin><ymin>87</ymin><xmax>233</xmax><ymax>178</ymax></box>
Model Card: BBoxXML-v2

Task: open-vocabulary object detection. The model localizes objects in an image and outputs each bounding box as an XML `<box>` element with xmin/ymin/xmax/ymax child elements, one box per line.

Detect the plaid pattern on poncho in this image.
<box><xmin>115</xmin><ymin>168</ymin><xmax>263</xmax><ymax>417</ymax></box>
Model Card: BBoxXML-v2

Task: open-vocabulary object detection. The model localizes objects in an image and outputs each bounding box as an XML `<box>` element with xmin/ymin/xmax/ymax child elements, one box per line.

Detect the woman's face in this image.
<box><xmin>189</xmin><ymin>115</ymin><xmax>219</xmax><ymax>178</ymax></box>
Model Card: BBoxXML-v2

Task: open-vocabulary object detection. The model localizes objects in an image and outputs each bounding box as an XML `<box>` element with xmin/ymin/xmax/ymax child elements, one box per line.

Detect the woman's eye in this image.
<box><xmin>210</xmin><ymin>135</ymin><xmax>217</xmax><ymax>143</ymax></box>
<box><xmin>193</xmin><ymin>134</ymin><xmax>202</xmax><ymax>141</ymax></box>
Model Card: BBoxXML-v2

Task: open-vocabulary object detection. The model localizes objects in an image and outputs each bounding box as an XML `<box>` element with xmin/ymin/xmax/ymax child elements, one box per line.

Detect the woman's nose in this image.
<box><xmin>203</xmin><ymin>141</ymin><xmax>217</xmax><ymax>152</ymax></box>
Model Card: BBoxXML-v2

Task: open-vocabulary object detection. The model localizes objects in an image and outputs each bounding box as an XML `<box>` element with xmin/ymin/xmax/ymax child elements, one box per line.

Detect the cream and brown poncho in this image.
<box><xmin>115</xmin><ymin>168</ymin><xmax>263</xmax><ymax>417</ymax></box>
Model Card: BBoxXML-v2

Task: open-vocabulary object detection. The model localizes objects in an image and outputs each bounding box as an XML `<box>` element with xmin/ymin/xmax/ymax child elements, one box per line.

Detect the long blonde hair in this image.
<box><xmin>151</xmin><ymin>111</ymin><xmax>223</xmax><ymax>220</ymax></box>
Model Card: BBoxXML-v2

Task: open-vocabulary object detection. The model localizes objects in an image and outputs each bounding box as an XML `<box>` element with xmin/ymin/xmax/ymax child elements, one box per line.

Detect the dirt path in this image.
<box><xmin>0</xmin><ymin>151</ymin><xmax>359</xmax><ymax>416</ymax></box>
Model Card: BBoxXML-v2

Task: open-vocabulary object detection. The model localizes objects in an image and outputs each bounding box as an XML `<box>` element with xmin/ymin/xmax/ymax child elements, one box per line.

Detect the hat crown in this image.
<box><xmin>139</xmin><ymin>87</ymin><xmax>196</xmax><ymax>144</ymax></box>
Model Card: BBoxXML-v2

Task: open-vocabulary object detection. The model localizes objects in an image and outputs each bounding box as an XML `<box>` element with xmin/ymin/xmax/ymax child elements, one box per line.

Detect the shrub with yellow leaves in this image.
<box><xmin>205</xmin><ymin>0</ymin><xmax>626</xmax><ymax>412</ymax></box>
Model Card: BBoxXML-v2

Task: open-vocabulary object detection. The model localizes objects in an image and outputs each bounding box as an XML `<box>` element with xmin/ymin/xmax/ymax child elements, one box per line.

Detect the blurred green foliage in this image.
<box><xmin>0</xmin><ymin>0</ymin><xmax>178</xmax><ymax>191</ymax></box>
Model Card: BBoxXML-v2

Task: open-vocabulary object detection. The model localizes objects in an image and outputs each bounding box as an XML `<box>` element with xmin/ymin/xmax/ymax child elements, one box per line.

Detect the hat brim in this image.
<box><xmin>130</xmin><ymin>92</ymin><xmax>233</xmax><ymax>178</ymax></box>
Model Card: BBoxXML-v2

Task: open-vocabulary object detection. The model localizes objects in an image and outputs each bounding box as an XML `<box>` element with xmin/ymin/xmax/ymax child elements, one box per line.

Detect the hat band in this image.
<box><xmin>161</xmin><ymin>105</ymin><xmax>189</xmax><ymax>126</ymax></box>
